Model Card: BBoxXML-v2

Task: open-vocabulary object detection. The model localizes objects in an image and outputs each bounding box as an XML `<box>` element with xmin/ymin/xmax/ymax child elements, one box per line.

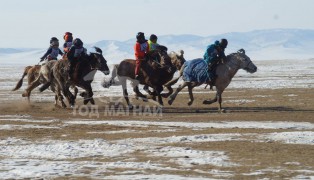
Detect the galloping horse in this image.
<box><xmin>168</xmin><ymin>49</ymin><xmax>257</xmax><ymax>112</ymax></box>
<box><xmin>12</xmin><ymin>65</ymin><xmax>41</xmax><ymax>102</ymax></box>
<box><xmin>103</xmin><ymin>48</ymin><xmax>185</xmax><ymax>108</ymax></box>
<box><xmin>40</xmin><ymin>47</ymin><xmax>110</xmax><ymax>108</ymax></box>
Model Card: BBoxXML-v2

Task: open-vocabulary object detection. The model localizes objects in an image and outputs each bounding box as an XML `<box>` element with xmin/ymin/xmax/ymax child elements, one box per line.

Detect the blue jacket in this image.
<box><xmin>40</xmin><ymin>47</ymin><xmax>63</xmax><ymax>61</ymax></box>
<box><xmin>203</xmin><ymin>41</ymin><xmax>225</xmax><ymax>65</ymax></box>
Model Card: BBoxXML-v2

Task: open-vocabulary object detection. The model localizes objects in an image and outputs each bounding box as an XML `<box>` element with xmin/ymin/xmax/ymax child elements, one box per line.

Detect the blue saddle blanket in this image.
<box><xmin>182</xmin><ymin>58</ymin><xmax>213</xmax><ymax>83</ymax></box>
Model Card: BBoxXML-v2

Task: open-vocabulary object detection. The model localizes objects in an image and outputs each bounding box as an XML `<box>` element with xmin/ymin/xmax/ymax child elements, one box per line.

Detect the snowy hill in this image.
<box><xmin>88</xmin><ymin>29</ymin><xmax>314</xmax><ymax>62</ymax></box>
<box><xmin>1</xmin><ymin>29</ymin><xmax>314</xmax><ymax>65</ymax></box>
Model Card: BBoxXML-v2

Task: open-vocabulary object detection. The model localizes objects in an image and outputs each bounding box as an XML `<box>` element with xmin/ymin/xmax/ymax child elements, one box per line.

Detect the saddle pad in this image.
<box><xmin>182</xmin><ymin>59</ymin><xmax>213</xmax><ymax>83</ymax></box>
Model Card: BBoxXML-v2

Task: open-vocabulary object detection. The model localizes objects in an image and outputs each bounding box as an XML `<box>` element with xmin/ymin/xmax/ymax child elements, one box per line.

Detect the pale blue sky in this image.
<box><xmin>0</xmin><ymin>0</ymin><xmax>313</xmax><ymax>48</ymax></box>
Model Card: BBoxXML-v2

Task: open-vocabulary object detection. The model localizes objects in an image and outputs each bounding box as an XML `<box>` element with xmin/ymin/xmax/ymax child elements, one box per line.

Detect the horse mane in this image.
<box><xmin>169</xmin><ymin>50</ymin><xmax>184</xmax><ymax>58</ymax></box>
<box><xmin>156</xmin><ymin>45</ymin><xmax>168</xmax><ymax>52</ymax></box>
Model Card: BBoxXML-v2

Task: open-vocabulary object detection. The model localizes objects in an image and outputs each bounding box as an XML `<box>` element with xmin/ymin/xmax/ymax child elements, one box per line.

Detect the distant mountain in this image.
<box><xmin>1</xmin><ymin>29</ymin><xmax>314</xmax><ymax>65</ymax></box>
<box><xmin>88</xmin><ymin>29</ymin><xmax>314</xmax><ymax>62</ymax></box>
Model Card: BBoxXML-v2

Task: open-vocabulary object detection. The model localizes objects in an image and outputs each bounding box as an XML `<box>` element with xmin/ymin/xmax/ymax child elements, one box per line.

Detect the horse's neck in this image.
<box><xmin>216</xmin><ymin>55</ymin><xmax>240</xmax><ymax>79</ymax></box>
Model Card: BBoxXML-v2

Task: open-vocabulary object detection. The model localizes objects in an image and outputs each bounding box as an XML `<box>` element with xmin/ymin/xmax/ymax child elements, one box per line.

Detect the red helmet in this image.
<box><xmin>64</xmin><ymin>32</ymin><xmax>73</xmax><ymax>41</ymax></box>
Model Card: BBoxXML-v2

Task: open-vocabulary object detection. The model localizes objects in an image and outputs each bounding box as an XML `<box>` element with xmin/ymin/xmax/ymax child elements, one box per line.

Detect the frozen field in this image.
<box><xmin>0</xmin><ymin>58</ymin><xmax>313</xmax><ymax>179</ymax></box>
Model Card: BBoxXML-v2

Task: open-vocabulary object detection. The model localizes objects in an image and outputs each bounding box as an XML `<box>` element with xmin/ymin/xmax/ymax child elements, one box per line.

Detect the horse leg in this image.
<box><xmin>73</xmin><ymin>87</ymin><xmax>78</xmax><ymax>99</ymax></box>
<box><xmin>62</xmin><ymin>84</ymin><xmax>76</xmax><ymax>107</ymax></box>
<box><xmin>54</xmin><ymin>94</ymin><xmax>58</xmax><ymax>106</ymax></box>
<box><xmin>168</xmin><ymin>82</ymin><xmax>188</xmax><ymax>105</ymax></box>
<box><xmin>187</xmin><ymin>84</ymin><xmax>195</xmax><ymax>106</ymax></box>
<box><xmin>55</xmin><ymin>85</ymin><xmax>66</xmax><ymax>108</ymax></box>
<box><xmin>203</xmin><ymin>93</ymin><xmax>218</xmax><ymax>105</ymax></box>
<box><xmin>121</xmin><ymin>78</ymin><xmax>133</xmax><ymax>109</ymax></box>
<box><xmin>217</xmin><ymin>92</ymin><xmax>224</xmax><ymax>112</ymax></box>
<box><xmin>83</xmin><ymin>83</ymin><xmax>94</xmax><ymax>105</ymax></box>
<box><xmin>143</xmin><ymin>85</ymin><xmax>153</xmax><ymax>95</ymax></box>
<box><xmin>155</xmin><ymin>85</ymin><xmax>164</xmax><ymax>106</ymax></box>
<box><xmin>161</xmin><ymin>85</ymin><xmax>173</xmax><ymax>98</ymax></box>
<box><xmin>133</xmin><ymin>86</ymin><xmax>147</xmax><ymax>101</ymax></box>
<box><xmin>22</xmin><ymin>76</ymin><xmax>41</xmax><ymax>99</ymax></box>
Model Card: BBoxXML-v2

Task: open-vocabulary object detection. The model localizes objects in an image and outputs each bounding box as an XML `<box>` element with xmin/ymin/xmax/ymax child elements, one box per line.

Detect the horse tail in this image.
<box><xmin>102</xmin><ymin>64</ymin><xmax>120</xmax><ymax>88</ymax></box>
<box><xmin>12</xmin><ymin>66</ymin><xmax>31</xmax><ymax>91</ymax></box>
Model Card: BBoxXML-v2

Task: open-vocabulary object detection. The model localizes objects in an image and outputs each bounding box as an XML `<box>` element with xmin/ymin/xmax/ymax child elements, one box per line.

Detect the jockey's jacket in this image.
<box><xmin>148</xmin><ymin>40</ymin><xmax>159</xmax><ymax>51</ymax></box>
<box><xmin>203</xmin><ymin>43</ymin><xmax>225</xmax><ymax>65</ymax></box>
<box><xmin>63</xmin><ymin>42</ymin><xmax>73</xmax><ymax>49</ymax></box>
<box><xmin>40</xmin><ymin>47</ymin><xmax>63</xmax><ymax>60</ymax></box>
<box><xmin>134</xmin><ymin>41</ymin><xmax>149</xmax><ymax>60</ymax></box>
<box><xmin>67</xmin><ymin>46</ymin><xmax>87</xmax><ymax>61</ymax></box>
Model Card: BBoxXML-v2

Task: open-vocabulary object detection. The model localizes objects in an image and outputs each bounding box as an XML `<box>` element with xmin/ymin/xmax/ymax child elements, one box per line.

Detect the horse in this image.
<box><xmin>168</xmin><ymin>49</ymin><xmax>257</xmax><ymax>112</ymax></box>
<box><xmin>102</xmin><ymin>49</ymin><xmax>185</xmax><ymax>108</ymax></box>
<box><xmin>12</xmin><ymin>65</ymin><xmax>41</xmax><ymax>102</ymax></box>
<box><xmin>13</xmin><ymin>63</ymin><xmax>77</xmax><ymax>104</ymax></box>
<box><xmin>39</xmin><ymin>47</ymin><xmax>110</xmax><ymax>108</ymax></box>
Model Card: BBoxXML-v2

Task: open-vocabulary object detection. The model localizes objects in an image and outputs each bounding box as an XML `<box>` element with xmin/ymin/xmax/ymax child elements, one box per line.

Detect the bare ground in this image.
<box><xmin>0</xmin><ymin>88</ymin><xmax>314</xmax><ymax>179</ymax></box>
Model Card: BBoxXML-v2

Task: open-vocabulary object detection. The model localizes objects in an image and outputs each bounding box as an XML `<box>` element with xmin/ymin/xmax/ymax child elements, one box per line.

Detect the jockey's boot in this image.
<box><xmin>135</xmin><ymin>74</ymin><xmax>140</xmax><ymax>80</ymax></box>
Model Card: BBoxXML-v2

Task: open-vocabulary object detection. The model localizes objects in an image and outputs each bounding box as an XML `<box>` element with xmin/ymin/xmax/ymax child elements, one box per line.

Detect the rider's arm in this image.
<box><xmin>58</xmin><ymin>49</ymin><xmax>64</xmax><ymax>56</ymax></box>
<box><xmin>40</xmin><ymin>47</ymin><xmax>52</xmax><ymax>61</ymax></box>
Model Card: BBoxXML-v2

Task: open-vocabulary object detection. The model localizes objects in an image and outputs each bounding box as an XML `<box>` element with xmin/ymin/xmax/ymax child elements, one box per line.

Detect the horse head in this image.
<box><xmin>89</xmin><ymin>47</ymin><xmax>110</xmax><ymax>75</ymax></box>
<box><xmin>169</xmin><ymin>50</ymin><xmax>186</xmax><ymax>71</ymax></box>
<box><xmin>229</xmin><ymin>49</ymin><xmax>257</xmax><ymax>73</ymax></box>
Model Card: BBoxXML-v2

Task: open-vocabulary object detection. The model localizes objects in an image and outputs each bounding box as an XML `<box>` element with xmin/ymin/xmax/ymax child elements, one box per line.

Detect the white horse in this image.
<box><xmin>167</xmin><ymin>49</ymin><xmax>257</xmax><ymax>112</ymax></box>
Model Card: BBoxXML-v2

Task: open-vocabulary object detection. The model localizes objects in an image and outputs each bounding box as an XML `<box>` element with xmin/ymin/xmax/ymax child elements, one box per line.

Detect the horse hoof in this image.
<box><xmin>22</xmin><ymin>93</ymin><xmax>27</xmax><ymax>97</ymax></box>
<box><xmin>219</xmin><ymin>109</ymin><xmax>226</xmax><ymax>113</ymax></box>
<box><xmin>90</xmin><ymin>98</ymin><xmax>95</xmax><ymax>105</ymax></box>
<box><xmin>203</xmin><ymin>100</ymin><xmax>212</xmax><ymax>104</ymax></box>
<box><xmin>188</xmin><ymin>101</ymin><xmax>193</xmax><ymax>106</ymax></box>
<box><xmin>168</xmin><ymin>99</ymin><xmax>173</xmax><ymax>105</ymax></box>
<box><xmin>83</xmin><ymin>99</ymin><xmax>89</xmax><ymax>105</ymax></box>
<box><xmin>128</xmin><ymin>104</ymin><xmax>133</xmax><ymax>110</ymax></box>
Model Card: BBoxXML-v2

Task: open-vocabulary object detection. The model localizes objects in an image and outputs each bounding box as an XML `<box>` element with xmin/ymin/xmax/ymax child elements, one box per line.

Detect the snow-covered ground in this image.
<box><xmin>0</xmin><ymin>54</ymin><xmax>313</xmax><ymax>178</ymax></box>
<box><xmin>0</xmin><ymin>115</ymin><xmax>313</xmax><ymax>179</ymax></box>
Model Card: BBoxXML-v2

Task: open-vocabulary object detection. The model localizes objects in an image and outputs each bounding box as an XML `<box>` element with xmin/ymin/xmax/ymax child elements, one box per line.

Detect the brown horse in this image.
<box><xmin>12</xmin><ymin>65</ymin><xmax>41</xmax><ymax>94</ymax></box>
<box><xmin>39</xmin><ymin>47</ymin><xmax>110</xmax><ymax>108</ymax></box>
<box><xmin>105</xmin><ymin>48</ymin><xmax>185</xmax><ymax>108</ymax></box>
<box><xmin>168</xmin><ymin>49</ymin><xmax>257</xmax><ymax>112</ymax></box>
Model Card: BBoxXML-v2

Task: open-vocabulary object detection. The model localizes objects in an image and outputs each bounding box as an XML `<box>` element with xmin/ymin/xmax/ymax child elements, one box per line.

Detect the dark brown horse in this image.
<box><xmin>105</xmin><ymin>48</ymin><xmax>185</xmax><ymax>108</ymax></box>
<box><xmin>168</xmin><ymin>49</ymin><xmax>257</xmax><ymax>112</ymax></box>
<box><xmin>40</xmin><ymin>47</ymin><xmax>110</xmax><ymax>108</ymax></box>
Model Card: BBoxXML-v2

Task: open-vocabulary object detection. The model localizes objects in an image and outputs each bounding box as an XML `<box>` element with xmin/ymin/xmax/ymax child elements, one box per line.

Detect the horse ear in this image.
<box><xmin>237</xmin><ymin>49</ymin><xmax>245</xmax><ymax>54</ymax></box>
<box><xmin>93</xmin><ymin>46</ymin><xmax>103</xmax><ymax>54</ymax></box>
<box><xmin>179</xmin><ymin>50</ymin><xmax>184</xmax><ymax>57</ymax></box>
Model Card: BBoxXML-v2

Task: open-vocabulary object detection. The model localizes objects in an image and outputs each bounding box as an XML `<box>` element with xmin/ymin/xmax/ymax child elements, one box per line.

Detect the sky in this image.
<box><xmin>0</xmin><ymin>0</ymin><xmax>313</xmax><ymax>48</ymax></box>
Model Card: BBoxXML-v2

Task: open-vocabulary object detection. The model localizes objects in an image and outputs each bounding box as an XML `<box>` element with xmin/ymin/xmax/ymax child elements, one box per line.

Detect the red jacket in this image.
<box><xmin>134</xmin><ymin>41</ymin><xmax>149</xmax><ymax>60</ymax></box>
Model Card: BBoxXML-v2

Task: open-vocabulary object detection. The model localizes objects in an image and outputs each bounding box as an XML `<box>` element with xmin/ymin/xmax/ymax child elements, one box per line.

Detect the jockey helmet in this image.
<box><xmin>50</xmin><ymin>37</ymin><xmax>59</xmax><ymax>44</ymax></box>
<box><xmin>219</xmin><ymin>38</ymin><xmax>228</xmax><ymax>49</ymax></box>
<box><xmin>136</xmin><ymin>32</ymin><xmax>145</xmax><ymax>42</ymax></box>
<box><xmin>149</xmin><ymin>34</ymin><xmax>158</xmax><ymax>41</ymax></box>
<box><xmin>64</xmin><ymin>32</ymin><xmax>73</xmax><ymax>41</ymax></box>
<box><xmin>50</xmin><ymin>37</ymin><xmax>59</xmax><ymax>47</ymax></box>
<box><xmin>73</xmin><ymin>38</ymin><xmax>83</xmax><ymax>47</ymax></box>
